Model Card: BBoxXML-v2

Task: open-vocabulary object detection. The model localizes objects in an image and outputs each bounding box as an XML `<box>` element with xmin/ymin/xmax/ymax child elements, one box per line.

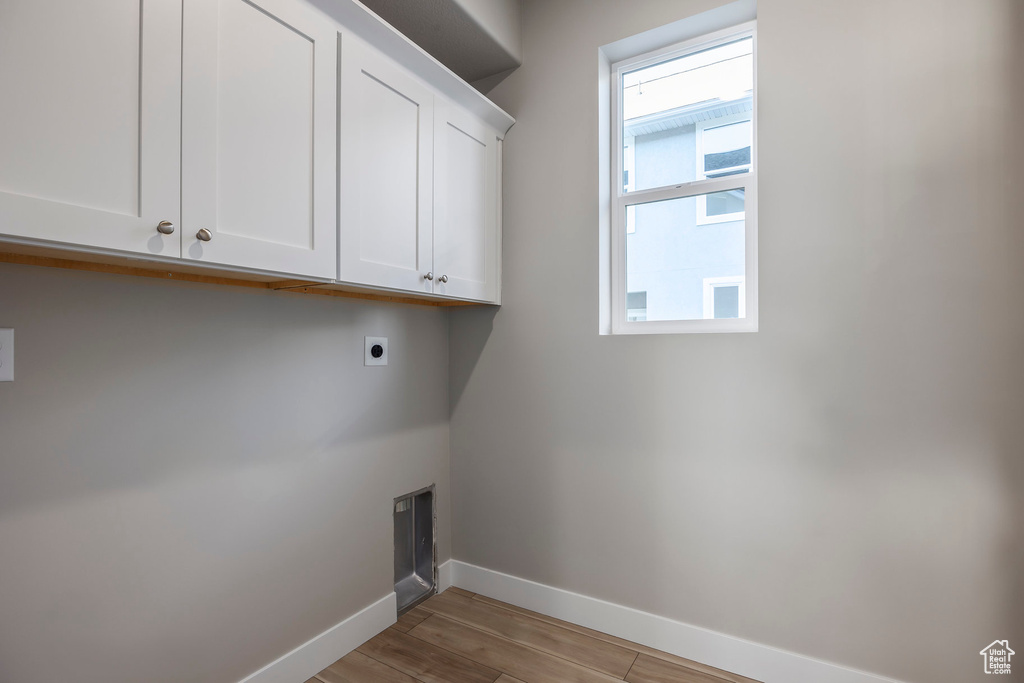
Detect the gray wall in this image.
<box><xmin>449</xmin><ymin>1</ymin><xmax>1024</xmax><ymax>682</ymax></box>
<box><xmin>0</xmin><ymin>263</ymin><xmax>451</xmax><ymax>683</ymax></box>
<box><xmin>358</xmin><ymin>0</ymin><xmax>521</xmax><ymax>86</ymax></box>
<box><xmin>456</xmin><ymin>0</ymin><xmax>522</xmax><ymax>63</ymax></box>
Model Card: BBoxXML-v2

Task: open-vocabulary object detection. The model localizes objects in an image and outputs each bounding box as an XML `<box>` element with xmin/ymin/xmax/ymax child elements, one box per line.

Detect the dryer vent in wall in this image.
<box><xmin>394</xmin><ymin>486</ymin><xmax>435</xmax><ymax>614</ymax></box>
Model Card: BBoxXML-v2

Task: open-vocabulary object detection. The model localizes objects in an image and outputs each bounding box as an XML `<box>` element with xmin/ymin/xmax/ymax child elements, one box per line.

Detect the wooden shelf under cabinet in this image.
<box><xmin>0</xmin><ymin>243</ymin><xmax>487</xmax><ymax>308</ymax></box>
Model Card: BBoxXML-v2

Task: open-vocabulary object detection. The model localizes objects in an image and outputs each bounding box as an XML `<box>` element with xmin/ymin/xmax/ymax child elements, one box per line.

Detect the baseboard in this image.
<box><xmin>450</xmin><ymin>561</ymin><xmax>908</xmax><ymax>683</ymax></box>
<box><xmin>237</xmin><ymin>592</ymin><xmax>396</xmax><ymax>683</ymax></box>
<box><xmin>437</xmin><ymin>559</ymin><xmax>453</xmax><ymax>593</ymax></box>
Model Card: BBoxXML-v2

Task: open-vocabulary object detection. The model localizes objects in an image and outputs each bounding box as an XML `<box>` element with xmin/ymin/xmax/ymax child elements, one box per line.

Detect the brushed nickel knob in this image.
<box><xmin>438</xmin><ymin>274</ymin><xmax>448</xmax><ymax>283</ymax></box>
<box><xmin>156</xmin><ymin>220</ymin><xmax>175</xmax><ymax>235</ymax></box>
<box><xmin>424</xmin><ymin>272</ymin><xmax>434</xmax><ymax>281</ymax></box>
<box><xmin>196</xmin><ymin>228</ymin><xmax>213</xmax><ymax>242</ymax></box>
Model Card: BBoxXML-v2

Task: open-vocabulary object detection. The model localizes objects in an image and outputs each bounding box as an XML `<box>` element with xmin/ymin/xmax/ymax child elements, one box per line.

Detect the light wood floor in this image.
<box><xmin>307</xmin><ymin>587</ymin><xmax>761</xmax><ymax>683</ymax></box>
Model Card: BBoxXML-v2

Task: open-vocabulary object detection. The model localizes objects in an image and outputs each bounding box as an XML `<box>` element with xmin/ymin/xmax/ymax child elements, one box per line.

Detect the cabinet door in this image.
<box><xmin>433</xmin><ymin>103</ymin><xmax>499</xmax><ymax>302</ymax></box>
<box><xmin>0</xmin><ymin>0</ymin><xmax>181</xmax><ymax>257</ymax></box>
<box><xmin>181</xmin><ymin>0</ymin><xmax>336</xmax><ymax>278</ymax></box>
<box><xmin>338</xmin><ymin>37</ymin><xmax>433</xmax><ymax>294</ymax></box>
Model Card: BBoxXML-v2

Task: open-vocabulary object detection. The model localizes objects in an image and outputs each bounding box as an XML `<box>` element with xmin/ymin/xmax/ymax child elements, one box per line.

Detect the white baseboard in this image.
<box><xmin>437</xmin><ymin>559</ymin><xmax>453</xmax><ymax>593</ymax></box>
<box><xmin>237</xmin><ymin>592</ymin><xmax>395</xmax><ymax>683</ymax></box>
<box><xmin>450</xmin><ymin>561</ymin><xmax>908</xmax><ymax>683</ymax></box>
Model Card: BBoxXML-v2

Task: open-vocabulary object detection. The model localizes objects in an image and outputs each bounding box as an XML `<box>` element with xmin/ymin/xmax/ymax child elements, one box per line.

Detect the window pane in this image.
<box><xmin>626</xmin><ymin>291</ymin><xmax>647</xmax><ymax>309</ymax></box>
<box><xmin>626</xmin><ymin>192</ymin><xmax>745</xmax><ymax>322</ymax></box>
<box><xmin>626</xmin><ymin>291</ymin><xmax>647</xmax><ymax>321</ymax></box>
<box><xmin>713</xmin><ymin>286</ymin><xmax>740</xmax><ymax>318</ymax></box>
<box><xmin>706</xmin><ymin>188</ymin><xmax>745</xmax><ymax>217</ymax></box>
<box><xmin>622</xmin><ymin>38</ymin><xmax>753</xmax><ymax>193</ymax></box>
<box><xmin>703</xmin><ymin>120</ymin><xmax>751</xmax><ymax>177</ymax></box>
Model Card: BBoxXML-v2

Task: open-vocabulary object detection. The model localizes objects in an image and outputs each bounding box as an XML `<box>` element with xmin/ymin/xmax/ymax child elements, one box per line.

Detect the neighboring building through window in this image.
<box><xmin>626</xmin><ymin>291</ymin><xmax>648</xmax><ymax>321</ymax></box>
<box><xmin>610</xmin><ymin>24</ymin><xmax>757</xmax><ymax>334</ymax></box>
<box><xmin>703</xmin><ymin>276</ymin><xmax>745</xmax><ymax>319</ymax></box>
<box><xmin>697</xmin><ymin>115</ymin><xmax>750</xmax><ymax>224</ymax></box>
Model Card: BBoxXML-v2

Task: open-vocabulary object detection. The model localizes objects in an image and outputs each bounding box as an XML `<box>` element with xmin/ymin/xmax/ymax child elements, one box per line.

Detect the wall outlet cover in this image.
<box><xmin>364</xmin><ymin>336</ymin><xmax>388</xmax><ymax>366</ymax></box>
<box><xmin>0</xmin><ymin>328</ymin><xmax>12</xmax><ymax>382</ymax></box>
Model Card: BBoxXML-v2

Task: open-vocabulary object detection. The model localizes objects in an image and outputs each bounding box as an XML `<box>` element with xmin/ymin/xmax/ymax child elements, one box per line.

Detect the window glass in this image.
<box><xmin>626</xmin><ymin>192</ymin><xmax>746</xmax><ymax>323</ymax></box>
<box><xmin>713</xmin><ymin>286</ymin><xmax>740</xmax><ymax>318</ymax></box>
<box><xmin>702</xmin><ymin>120</ymin><xmax>751</xmax><ymax>177</ymax></box>
<box><xmin>626</xmin><ymin>291</ymin><xmax>648</xmax><ymax>321</ymax></box>
<box><xmin>706</xmin><ymin>188</ymin><xmax>746</xmax><ymax>217</ymax></box>
<box><xmin>622</xmin><ymin>38</ymin><xmax>753</xmax><ymax>193</ymax></box>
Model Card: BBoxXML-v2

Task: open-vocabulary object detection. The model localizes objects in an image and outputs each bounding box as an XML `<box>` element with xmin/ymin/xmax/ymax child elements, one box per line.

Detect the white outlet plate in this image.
<box><xmin>364</xmin><ymin>336</ymin><xmax>388</xmax><ymax>366</ymax></box>
<box><xmin>0</xmin><ymin>328</ymin><xmax>12</xmax><ymax>382</ymax></box>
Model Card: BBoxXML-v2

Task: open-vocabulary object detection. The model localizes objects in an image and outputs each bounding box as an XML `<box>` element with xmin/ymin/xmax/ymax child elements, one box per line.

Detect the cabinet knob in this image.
<box><xmin>196</xmin><ymin>228</ymin><xmax>213</xmax><ymax>242</ymax></box>
<box><xmin>424</xmin><ymin>272</ymin><xmax>433</xmax><ymax>281</ymax></box>
<box><xmin>156</xmin><ymin>220</ymin><xmax>175</xmax><ymax>235</ymax></box>
<box><xmin>438</xmin><ymin>274</ymin><xmax>448</xmax><ymax>283</ymax></box>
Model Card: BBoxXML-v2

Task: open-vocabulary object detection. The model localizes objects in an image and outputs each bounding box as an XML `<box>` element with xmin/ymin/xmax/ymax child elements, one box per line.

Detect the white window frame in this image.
<box><xmin>696</xmin><ymin>112</ymin><xmax>752</xmax><ymax>225</ymax></box>
<box><xmin>703</xmin><ymin>276</ymin><xmax>746</xmax><ymax>319</ymax></box>
<box><xmin>623</xmin><ymin>138</ymin><xmax>636</xmax><ymax>233</ymax></box>
<box><xmin>610</xmin><ymin>22</ymin><xmax>757</xmax><ymax>335</ymax></box>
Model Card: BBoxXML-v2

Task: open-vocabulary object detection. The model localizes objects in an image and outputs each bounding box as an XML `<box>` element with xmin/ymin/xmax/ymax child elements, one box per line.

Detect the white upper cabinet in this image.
<box><xmin>0</xmin><ymin>0</ymin><xmax>512</xmax><ymax>298</ymax></box>
<box><xmin>433</xmin><ymin>102</ymin><xmax>500</xmax><ymax>302</ymax></box>
<box><xmin>339</xmin><ymin>37</ymin><xmax>434</xmax><ymax>294</ymax></box>
<box><xmin>0</xmin><ymin>0</ymin><xmax>181</xmax><ymax>257</ymax></box>
<box><xmin>181</xmin><ymin>0</ymin><xmax>336</xmax><ymax>279</ymax></box>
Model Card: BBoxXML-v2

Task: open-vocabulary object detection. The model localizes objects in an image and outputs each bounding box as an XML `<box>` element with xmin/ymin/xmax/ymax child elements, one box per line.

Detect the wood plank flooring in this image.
<box><xmin>308</xmin><ymin>588</ymin><xmax>760</xmax><ymax>683</ymax></box>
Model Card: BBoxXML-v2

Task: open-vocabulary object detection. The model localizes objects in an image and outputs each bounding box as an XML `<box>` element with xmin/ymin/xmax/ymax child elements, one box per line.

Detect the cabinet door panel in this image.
<box><xmin>182</xmin><ymin>0</ymin><xmax>335</xmax><ymax>278</ymax></box>
<box><xmin>339</xmin><ymin>37</ymin><xmax>433</xmax><ymax>293</ymax></box>
<box><xmin>434</xmin><ymin>104</ymin><xmax>498</xmax><ymax>302</ymax></box>
<box><xmin>0</xmin><ymin>0</ymin><xmax>181</xmax><ymax>256</ymax></box>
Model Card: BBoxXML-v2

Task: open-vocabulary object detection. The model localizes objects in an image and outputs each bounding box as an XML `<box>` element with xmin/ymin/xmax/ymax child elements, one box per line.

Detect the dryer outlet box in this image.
<box><xmin>364</xmin><ymin>336</ymin><xmax>388</xmax><ymax>366</ymax></box>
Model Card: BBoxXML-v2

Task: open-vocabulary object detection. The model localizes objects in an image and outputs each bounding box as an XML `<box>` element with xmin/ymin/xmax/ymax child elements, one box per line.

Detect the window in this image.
<box><xmin>610</xmin><ymin>24</ymin><xmax>757</xmax><ymax>334</ymax></box>
<box><xmin>703</xmin><ymin>276</ymin><xmax>746</xmax><ymax>319</ymax></box>
<box><xmin>626</xmin><ymin>291</ymin><xmax>647</xmax><ymax>321</ymax></box>
<box><xmin>697</xmin><ymin>114</ymin><xmax>751</xmax><ymax>224</ymax></box>
<box><xmin>699</xmin><ymin>117</ymin><xmax>752</xmax><ymax>179</ymax></box>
